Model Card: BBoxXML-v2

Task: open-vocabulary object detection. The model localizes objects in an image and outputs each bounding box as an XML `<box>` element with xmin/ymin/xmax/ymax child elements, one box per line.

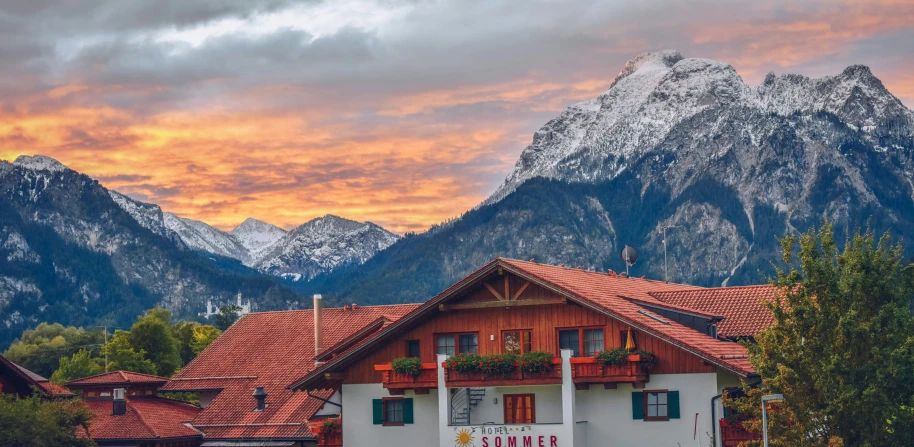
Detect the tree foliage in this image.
<box><xmin>727</xmin><ymin>224</ymin><xmax>914</xmax><ymax>446</ymax></box>
<box><xmin>101</xmin><ymin>330</ymin><xmax>157</xmax><ymax>375</ymax></box>
<box><xmin>190</xmin><ymin>325</ymin><xmax>221</xmax><ymax>355</ymax></box>
<box><xmin>2</xmin><ymin>324</ymin><xmax>104</xmax><ymax>378</ymax></box>
<box><xmin>0</xmin><ymin>393</ymin><xmax>95</xmax><ymax>447</ymax></box>
<box><xmin>211</xmin><ymin>305</ymin><xmax>241</xmax><ymax>331</ymax></box>
<box><xmin>49</xmin><ymin>348</ymin><xmax>103</xmax><ymax>385</ymax></box>
<box><xmin>127</xmin><ymin>310</ymin><xmax>182</xmax><ymax>377</ymax></box>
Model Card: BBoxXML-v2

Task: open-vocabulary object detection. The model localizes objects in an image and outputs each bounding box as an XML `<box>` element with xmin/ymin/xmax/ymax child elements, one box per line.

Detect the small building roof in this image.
<box><xmin>649</xmin><ymin>285</ymin><xmax>777</xmax><ymax>338</ymax></box>
<box><xmin>0</xmin><ymin>354</ymin><xmax>74</xmax><ymax>398</ymax></box>
<box><xmin>82</xmin><ymin>397</ymin><xmax>201</xmax><ymax>441</ymax></box>
<box><xmin>66</xmin><ymin>370</ymin><xmax>169</xmax><ymax>388</ymax></box>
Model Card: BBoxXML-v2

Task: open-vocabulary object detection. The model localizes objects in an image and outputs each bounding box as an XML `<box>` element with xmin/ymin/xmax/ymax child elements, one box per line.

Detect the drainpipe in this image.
<box><xmin>711</xmin><ymin>394</ymin><xmax>722</xmax><ymax>447</ymax></box>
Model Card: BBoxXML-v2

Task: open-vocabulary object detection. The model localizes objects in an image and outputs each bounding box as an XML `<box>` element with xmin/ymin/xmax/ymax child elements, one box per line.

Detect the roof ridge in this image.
<box><xmin>500</xmin><ymin>258</ymin><xmax>701</xmax><ymax>288</ymax></box>
<box><xmin>125</xmin><ymin>400</ymin><xmax>159</xmax><ymax>439</ymax></box>
<box><xmin>242</xmin><ymin>303</ymin><xmax>420</xmax><ymax>316</ymax></box>
<box><xmin>652</xmin><ymin>284</ymin><xmax>777</xmax><ymax>295</ymax></box>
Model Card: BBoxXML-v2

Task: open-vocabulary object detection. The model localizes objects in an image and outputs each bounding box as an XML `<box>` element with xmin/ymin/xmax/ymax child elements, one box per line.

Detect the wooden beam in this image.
<box><xmin>504</xmin><ymin>276</ymin><xmax>509</xmax><ymax>302</ymax></box>
<box><xmin>512</xmin><ymin>281</ymin><xmax>530</xmax><ymax>301</ymax></box>
<box><xmin>484</xmin><ymin>282</ymin><xmax>505</xmax><ymax>301</ymax></box>
<box><xmin>575</xmin><ymin>383</ymin><xmax>590</xmax><ymax>391</ymax></box>
<box><xmin>440</xmin><ymin>297</ymin><xmax>566</xmax><ymax>311</ymax></box>
<box><xmin>413</xmin><ymin>388</ymin><xmax>430</xmax><ymax>395</ymax></box>
<box><xmin>603</xmin><ymin>383</ymin><xmax>618</xmax><ymax>390</ymax></box>
<box><xmin>632</xmin><ymin>381</ymin><xmax>646</xmax><ymax>389</ymax></box>
<box><xmin>323</xmin><ymin>372</ymin><xmax>345</xmax><ymax>381</ymax></box>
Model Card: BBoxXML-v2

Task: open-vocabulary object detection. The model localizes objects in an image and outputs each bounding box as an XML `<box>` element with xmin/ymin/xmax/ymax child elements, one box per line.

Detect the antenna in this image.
<box><xmin>660</xmin><ymin>225</ymin><xmax>681</xmax><ymax>282</ymax></box>
<box><xmin>620</xmin><ymin>245</ymin><xmax>638</xmax><ymax>277</ymax></box>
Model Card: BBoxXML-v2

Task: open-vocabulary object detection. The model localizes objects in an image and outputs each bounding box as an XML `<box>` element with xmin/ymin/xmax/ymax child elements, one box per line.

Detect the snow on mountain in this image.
<box><xmin>108</xmin><ymin>191</ymin><xmax>169</xmax><ymax>237</ymax></box>
<box><xmin>253</xmin><ymin>214</ymin><xmax>400</xmax><ymax>281</ymax></box>
<box><xmin>163</xmin><ymin>213</ymin><xmax>249</xmax><ymax>261</ymax></box>
<box><xmin>230</xmin><ymin>218</ymin><xmax>287</xmax><ymax>260</ymax></box>
<box><xmin>489</xmin><ymin>50</ymin><xmax>914</xmax><ymax>203</ymax></box>
<box><xmin>13</xmin><ymin>155</ymin><xmax>70</xmax><ymax>173</ymax></box>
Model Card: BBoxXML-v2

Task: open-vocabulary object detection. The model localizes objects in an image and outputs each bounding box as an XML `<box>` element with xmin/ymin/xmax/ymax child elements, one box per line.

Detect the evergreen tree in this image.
<box><xmin>49</xmin><ymin>348</ymin><xmax>103</xmax><ymax>385</ymax></box>
<box><xmin>726</xmin><ymin>224</ymin><xmax>914</xmax><ymax>446</ymax></box>
<box><xmin>211</xmin><ymin>305</ymin><xmax>241</xmax><ymax>331</ymax></box>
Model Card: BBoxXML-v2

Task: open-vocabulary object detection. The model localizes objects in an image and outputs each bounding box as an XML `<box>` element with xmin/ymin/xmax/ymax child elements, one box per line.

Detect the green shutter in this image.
<box><xmin>631</xmin><ymin>392</ymin><xmax>644</xmax><ymax>419</ymax></box>
<box><xmin>403</xmin><ymin>398</ymin><xmax>414</xmax><ymax>424</ymax></box>
<box><xmin>668</xmin><ymin>391</ymin><xmax>680</xmax><ymax>419</ymax></box>
<box><xmin>372</xmin><ymin>399</ymin><xmax>383</xmax><ymax>425</ymax></box>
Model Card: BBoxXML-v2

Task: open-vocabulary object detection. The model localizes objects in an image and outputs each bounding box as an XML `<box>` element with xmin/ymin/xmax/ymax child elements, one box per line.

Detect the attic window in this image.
<box><xmin>638</xmin><ymin>310</ymin><xmax>671</xmax><ymax>325</ymax></box>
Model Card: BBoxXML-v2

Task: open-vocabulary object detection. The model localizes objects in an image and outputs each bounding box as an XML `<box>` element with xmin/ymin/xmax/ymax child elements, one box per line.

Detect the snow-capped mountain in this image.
<box><xmin>13</xmin><ymin>154</ymin><xmax>70</xmax><ymax>173</ymax></box>
<box><xmin>230</xmin><ymin>218</ymin><xmax>287</xmax><ymax>260</ymax></box>
<box><xmin>294</xmin><ymin>50</ymin><xmax>914</xmax><ymax>305</ymax></box>
<box><xmin>108</xmin><ymin>191</ymin><xmax>169</xmax><ymax>237</ymax></box>
<box><xmin>253</xmin><ymin>214</ymin><xmax>400</xmax><ymax>281</ymax></box>
<box><xmin>163</xmin><ymin>213</ymin><xmax>250</xmax><ymax>261</ymax></box>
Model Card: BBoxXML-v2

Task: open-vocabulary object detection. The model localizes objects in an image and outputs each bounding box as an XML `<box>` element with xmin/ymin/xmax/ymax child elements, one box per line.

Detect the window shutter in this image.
<box><xmin>372</xmin><ymin>399</ymin><xmax>383</xmax><ymax>425</ymax></box>
<box><xmin>631</xmin><ymin>392</ymin><xmax>644</xmax><ymax>419</ymax></box>
<box><xmin>668</xmin><ymin>391</ymin><xmax>680</xmax><ymax>419</ymax></box>
<box><xmin>403</xmin><ymin>398</ymin><xmax>414</xmax><ymax>424</ymax></box>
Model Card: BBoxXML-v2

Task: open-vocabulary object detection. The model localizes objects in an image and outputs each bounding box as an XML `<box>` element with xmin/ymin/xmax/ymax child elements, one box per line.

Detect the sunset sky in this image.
<box><xmin>2</xmin><ymin>0</ymin><xmax>913</xmax><ymax>233</ymax></box>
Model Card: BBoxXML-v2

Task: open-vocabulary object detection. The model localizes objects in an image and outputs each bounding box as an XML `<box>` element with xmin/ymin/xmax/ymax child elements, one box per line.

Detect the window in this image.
<box><xmin>644</xmin><ymin>391</ymin><xmax>669</xmax><ymax>420</ymax></box>
<box><xmin>632</xmin><ymin>391</ymin><xmax>679</xmax><ymax>421</ymax></box>
<box><xmin>504</xmin><ymin>394</ymin><xmax>536</xmax><ymax>424</ymax></box>
<box><xmin>406</xmin><ymin>340</ymin><xmax>420</xmax><ymax>358</ymax></box>
<box><xmin>384</xmin><ymin>398</ymin><xmax>404</xmax><ymax>425</ymax></box>
<box><xmin>558</xmin><ymin>327</ymin><xmax>604</xmax><ymax>356</ymax></box>
<box><xmin>558</xmin><ymin>329</ymin><xmax>580</xmax><ymax>356</ymax></box>
<box><xmin>503</xmin><ymin>330</ymin><xmax>532</xmax><ymax>354</ymax></box>
<box><xmin>437</xmin><ymin>333</ymin><xmax>478</xmax><ymax>355</ymax></box>
<box><xmin>373</xmin><ymin>398</ymin><xmax>414</xmax><ymax>426</ymax></box>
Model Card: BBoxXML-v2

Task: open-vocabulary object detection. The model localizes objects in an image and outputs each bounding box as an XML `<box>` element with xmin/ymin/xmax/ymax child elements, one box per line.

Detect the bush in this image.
<box><xmin>518</xmin><ymin>351</ymin><xmax>554</xmax><ymax>375</ymax></box>
<box><xmin>594</xmin><ymin>347</ymin><xmax>630</xmax><ymax>367</ymax></box>
<box><xmin>635</xmin><ymin>350</ymin><xmax>656</xmax><ymax>371</ymax></box>
<box><xmin>479</xmin><ymin>353</ymin><xmax>517</xmax><ymax>376</ymax></box>
<box><xmin>319</xmin><ymin>418</ymin><xmax>341</xmax><ymax>434</ymax></box>
<box><xmin>390</xmin><ymin>357</ymin><xmax>422</xmax><ymax>377</ymax></box>
<box><xmin>445</xmin><ymin>353</ymin><xmax>483</xmax><ymax>374</ymax></box>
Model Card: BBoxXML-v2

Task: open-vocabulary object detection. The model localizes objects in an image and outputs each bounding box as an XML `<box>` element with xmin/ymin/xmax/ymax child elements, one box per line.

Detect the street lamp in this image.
<box><xmin>761</xmin><ymin>394</ymin><xmax>784</xmax><ymax>447</ymax></box>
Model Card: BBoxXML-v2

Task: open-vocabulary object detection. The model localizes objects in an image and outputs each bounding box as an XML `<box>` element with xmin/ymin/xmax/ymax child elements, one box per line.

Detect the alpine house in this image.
<box><xmin>172</xmin><ymin>258</ymin><xmax>776</xmax><ymax>447</ymax></box>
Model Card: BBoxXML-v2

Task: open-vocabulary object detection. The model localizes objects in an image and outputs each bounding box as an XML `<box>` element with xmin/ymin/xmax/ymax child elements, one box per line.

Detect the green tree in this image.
<box><xmin>171</xmin><ymin>321</ymin><xmax>198</xmax><ymax>365</ymax></box>
<box><xmin>49</xmin><ymin>348</ymin><xmax>103</xmax><ymax>385</ymax></box>
<box><xmin>0</xmin><ymin>393</ymin><xmax>95</xmax><ymax>447</ymax></box>
<box><xmin>102</xmin><ymin>331</ymin><xmax>156</xmax><ymax>375</ymax></box>
<box><xmin>727</xmin><ymin>224</ymin><xmax>914</xmax><ymax>446</ymax></box>
<box><xmin>190</xmin><ymin>325</ymin><xmax>221</xmax><ymax>355</ymax></box>
<box><xmin>211</xmin><ymin>305</ymin><xmax>241</xmax><ymax>331</ymax></box>
<box><xmin>2</xmin><ymin>324</ymin><xmax>104</xmax><ymax>378</ymax></box>
<box><xmin>129</xmin><ymin>312</ymin><xmax>181</xmax><ymax>376</ymax></box>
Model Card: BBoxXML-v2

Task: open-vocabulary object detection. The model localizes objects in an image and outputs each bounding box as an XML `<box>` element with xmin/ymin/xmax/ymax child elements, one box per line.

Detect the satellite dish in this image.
<box><xmin>621</xmin><ymin>245</ymin><xmax>638</xmax><ymax>276</ymax></box>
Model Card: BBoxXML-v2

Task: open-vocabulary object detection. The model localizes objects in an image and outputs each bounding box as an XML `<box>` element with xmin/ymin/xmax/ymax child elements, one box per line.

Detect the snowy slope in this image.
<box><xmin>253</xmin><ymin>214</ymin><xmax>400</xmax><ymax>281</ymax></box>
<box><xmin>230</xmin><ymin>218</ymin><xmax>287</xmax><ymax>260</ymax></box>
<box><xmin>163</xmin><ymin>213</ymin><xmax>249</xmax><ymax>261</ymax></box>
<box><xmin>108</xmin><ymin>191</ymin><xmax>169</xmax><ymax>237</ymax></box>
<box><xmin>13</xmin><ymin>155</ymin><xmax>70</xmax><ymax>173</ymax></box>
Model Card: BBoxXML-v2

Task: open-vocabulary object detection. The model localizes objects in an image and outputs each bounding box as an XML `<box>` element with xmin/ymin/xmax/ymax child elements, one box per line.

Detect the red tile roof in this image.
<box><xmin>291</xmin><ymin>259</ymin><xmax>757</xmax><ymax>389</ymax></box>
<box><xmin>163</xmin><ymin>304</ymin><xmax>419</xmax><ymax>440</ymax></box>
<box><xmin>82</xmin><ymin>397</ymin><xmax>201</xmax><ymax>440</ymax></box>
<box><xmin>649</xmin><ymin>285</ymin><xmax>777</xmax><ymax>338</ymax></box>
<box><xmin>66</xmin><ymin>371</ymin><xmax>169</xmax><ymax>387</ymax></box>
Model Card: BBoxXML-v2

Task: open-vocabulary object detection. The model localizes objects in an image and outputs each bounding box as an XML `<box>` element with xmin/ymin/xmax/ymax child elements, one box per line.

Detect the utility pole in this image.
<box><xmin>94</xmin><ymin>326</ymin><xmax>110</xmax><ymax>371</ymax></box>
<box><xmin>660</xmin><ymin>225</ymin><xmax>681</xmax><ymax>282</ymax></box>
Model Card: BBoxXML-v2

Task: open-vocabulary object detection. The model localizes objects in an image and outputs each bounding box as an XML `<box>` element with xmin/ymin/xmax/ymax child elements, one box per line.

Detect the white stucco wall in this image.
<box><xmin>312</xmin><ymin>390</ymin><xmax>342</xmax><ymax>417</ymax></box>
<box><xmin>342</xmin><ymin>383</ymin><xmax>439</xmax><ymax>447</ymax></box>
<box><xmin>466</xmin><ymin>385</ymin><xmax>564</xmax><ymax>425</ymax></box>
<box><xmin>574</xmin><ymin>373</ymin><xmax>718</xmax><ymax>447</ymax></box>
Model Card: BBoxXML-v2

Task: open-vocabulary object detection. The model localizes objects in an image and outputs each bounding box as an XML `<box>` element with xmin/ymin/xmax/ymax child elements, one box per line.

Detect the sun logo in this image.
<box><xmin>454</xmin><ymin>427</ymin><xmax>474</xmax><ymax>447</ymax></box>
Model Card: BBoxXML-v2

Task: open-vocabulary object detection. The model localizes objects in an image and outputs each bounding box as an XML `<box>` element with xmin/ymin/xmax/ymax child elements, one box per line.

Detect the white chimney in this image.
<box><xmin>313</xmin><ymin>294</ymin><xmax>323</xmax><ymax>364</ymax></box>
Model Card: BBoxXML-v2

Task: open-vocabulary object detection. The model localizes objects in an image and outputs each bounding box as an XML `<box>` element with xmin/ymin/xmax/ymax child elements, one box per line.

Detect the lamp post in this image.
<box><xmin>761</xmin><ymin>394</ymin><xmax>784</xmax><ymax>447</ymax></box>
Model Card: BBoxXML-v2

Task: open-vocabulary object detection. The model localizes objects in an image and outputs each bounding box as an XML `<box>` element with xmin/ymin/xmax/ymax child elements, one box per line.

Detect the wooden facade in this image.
<box><xmin>343</xmin><ymin>272</ymin><xmax>714</xmax><ymax>384</ymax></box>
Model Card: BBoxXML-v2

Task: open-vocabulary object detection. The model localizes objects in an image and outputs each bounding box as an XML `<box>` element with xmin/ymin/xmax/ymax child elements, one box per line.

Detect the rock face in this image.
<box><xmin>253</xmin><ymin>215</ymin><xmax>400</xmax><ymax>281</ymax></box>
<box><xmin>0</xmin><ymin>159</ymin><xmax>300</xmax><ymax>347</ymax></box>
<box><xmin>297</xmin><ymin>50</ymin><xmax>914</xmax><ymax>305</ymax></box>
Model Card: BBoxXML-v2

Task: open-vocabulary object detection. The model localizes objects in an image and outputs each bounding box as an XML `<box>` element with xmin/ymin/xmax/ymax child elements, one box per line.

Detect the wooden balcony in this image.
<box><xmin>569</xmin><ymin>355</ymin><xmax>649</xmax><ymax>389</ymax></box>
<box><xmin>444</xmin><ymin>358</ymin><xmax>563</xmax><ymax>387</ymax></box>
<box><xmin>719</xmin><ymin>420</ymin><xmax>761</xmax><ymax>447</ymax></box>
<box><xmin>319</xmin><ymin>431</ymin><xmax>343</xmax><ymax>447</ymax></box>
<box><xmin>374</xmin><ymin>363</ymin><xmax>438</xmax><ymax>394</ymax></box>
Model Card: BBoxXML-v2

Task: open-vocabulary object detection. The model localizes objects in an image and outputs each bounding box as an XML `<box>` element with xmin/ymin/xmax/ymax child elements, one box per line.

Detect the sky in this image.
<box><xmin>1</xmin><ymin>0</ymin><xmax>913</xmax><ymax>233</ymax></box>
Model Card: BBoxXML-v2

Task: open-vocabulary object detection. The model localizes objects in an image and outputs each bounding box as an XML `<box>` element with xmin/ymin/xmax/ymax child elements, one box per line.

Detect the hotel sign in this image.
<box><xmin>452</xmin><ymin>425</ymin><xmax>563</xmax><ymax>447</ymax></box>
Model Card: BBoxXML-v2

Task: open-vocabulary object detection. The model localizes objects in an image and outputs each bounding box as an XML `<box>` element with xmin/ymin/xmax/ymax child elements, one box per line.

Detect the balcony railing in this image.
<box><xmin>719</xmin><ymin>420</ymin><xmax>761</xmax><ymax>447</ymax></box>
<box><xmin>569</xmin><ymin>355</ymin><xmax>649</xmax><ymax>389</ymax></box>
<box><xmin>374</xmin><ymin>363</ymin><xmax>438</xmax><ymax>393</ymax></box>
<box><xmin>444</xmin><ymin>358</ymin><xmax>563</xmax><ymax>387</ymax></box>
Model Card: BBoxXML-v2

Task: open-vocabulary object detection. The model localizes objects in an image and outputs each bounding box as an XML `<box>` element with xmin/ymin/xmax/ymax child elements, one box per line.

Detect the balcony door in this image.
<box><xmin>503</xmin><ymin>394</ymin><xmax>536</xmax><ymax>424</ymax></box>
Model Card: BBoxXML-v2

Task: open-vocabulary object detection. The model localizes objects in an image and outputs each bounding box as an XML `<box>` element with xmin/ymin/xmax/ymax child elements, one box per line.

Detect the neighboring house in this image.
<box><xmin>288</xmin><ymin>258</ymin><xmax>776</xmax><ymax>447</ymax></box>
<box><xmin>66</xmin><ymin>371</ymin><xmax>203</xmax><ymax>447</ymax></box>
<box><xmin>162</xmin><ymin>302</ymin><xmax>420</xmax><ymax>447</ymax></box>
<box><xmin>0</xmin><ymin>353</ymin><xmax>73</xmax><ymax>399</ymax></box>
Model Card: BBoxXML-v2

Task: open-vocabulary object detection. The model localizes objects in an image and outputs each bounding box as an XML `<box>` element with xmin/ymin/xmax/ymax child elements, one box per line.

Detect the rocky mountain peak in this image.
<box><xmin>610</xmin><ymin>49</ymin><xmax>683</xmax><ymax>88</ymax></box>
<box><xmin>230</xmin><ymin>217</ymin><xmax>287</xmax><ymax>259</ymax></box>
<box><xmin>13</xmin><ymin>155</ymin><xmax>70</xmax><ymax>173</ymax></box>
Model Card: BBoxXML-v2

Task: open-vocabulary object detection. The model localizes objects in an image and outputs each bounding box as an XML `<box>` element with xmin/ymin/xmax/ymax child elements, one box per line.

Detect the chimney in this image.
<box><xmin>112</xmin><ymin>388</ymin><xmax>127</xmax><ymax>416</ymax></box>
<box><xmin>313</xmin><ymin>294</ymin><xmax>323</xmax><ymax>363</ymax></box>
<box><xmin>253</xmin><ymin>387</ymin><xmax>267</xmax><ymax>411</ymax></box>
